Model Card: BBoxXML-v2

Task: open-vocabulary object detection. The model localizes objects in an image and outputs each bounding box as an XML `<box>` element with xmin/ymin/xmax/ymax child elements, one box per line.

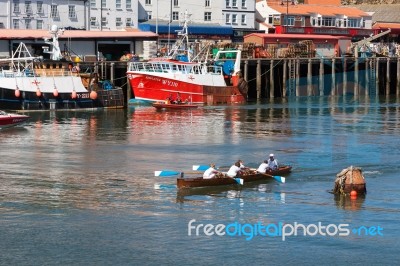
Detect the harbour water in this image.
<box><xmin>1</xmin><ymin>96</ymin><xmax>399</xmax><ymax>265</ymax></box>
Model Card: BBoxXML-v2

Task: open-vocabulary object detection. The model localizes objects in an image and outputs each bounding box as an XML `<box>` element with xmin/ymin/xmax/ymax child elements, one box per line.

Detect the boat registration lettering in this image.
<box><xmin>77</xmin><ymin>93</ymin><xmax>90</xmax><ymax>99</ymax></box>
<box><xmin>162</xmin><ymin>79</ymin><xmax>178</xmax><ymax>87</ymax></box>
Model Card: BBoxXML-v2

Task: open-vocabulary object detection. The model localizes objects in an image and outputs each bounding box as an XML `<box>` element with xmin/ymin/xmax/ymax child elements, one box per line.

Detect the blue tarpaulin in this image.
<box><xmin>139</xmin><ymin>23</ymin><xmax>233</xmax><ymax>35</ymax></box>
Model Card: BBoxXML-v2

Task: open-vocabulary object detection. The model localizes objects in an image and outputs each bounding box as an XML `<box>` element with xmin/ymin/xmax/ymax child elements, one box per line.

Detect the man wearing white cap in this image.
<box><xmin>267</xmin><ymin>153</ymin><xmax>278</xmax><ymax>170</ymax></box>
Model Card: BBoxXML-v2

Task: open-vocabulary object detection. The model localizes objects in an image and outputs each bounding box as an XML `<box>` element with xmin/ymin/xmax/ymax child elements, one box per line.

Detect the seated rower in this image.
<box><xmin>226</xmin><ymin>161</ymin><xmax>242</xmax><ymax>178</ymax></box>
<box><xmin>256</xmin><ymin>160</ymin><xmax>269</xmax><ymax>174</ymax></box>
<box><xmin>203</xmin><ymin>163</ymin><xmax>220</xmax><ymax>179</ymax></box>
<box><xmin>267</xmin><ymin>154</ymin><xmax>279</xmax><ymax>170</ymax></box>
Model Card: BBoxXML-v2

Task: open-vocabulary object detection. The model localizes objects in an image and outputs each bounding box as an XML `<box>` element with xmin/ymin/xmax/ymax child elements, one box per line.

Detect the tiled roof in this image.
<box><xmin>0</xmin><ymin>29</ymin><xmax>158</xmax><ymax>40</ymax></box>
<box><xmin>245</xmin><ymin>33</ymin><xmax>351</xmax><ymax>40</ymax></box>
<box><xmin>269</xmin><ymin>3</ymin><xmax>370</xmax><ymax>18</ymax></box>
<box><xmin>373</xmin><ymin>22</ymin><xmax>400</xmax><ymax>30</ymax></box>
<box><xmin>351</xmin><ymin>4</ymin><xmax>400</xmax><ymax>23</ymax></box>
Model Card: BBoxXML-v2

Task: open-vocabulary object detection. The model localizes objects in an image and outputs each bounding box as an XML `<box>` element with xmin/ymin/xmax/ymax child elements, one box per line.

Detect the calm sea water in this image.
<box><xmin>1</xmin><ymin>96</ymin><xmax>399</xmax><ymax>265</ymax></box>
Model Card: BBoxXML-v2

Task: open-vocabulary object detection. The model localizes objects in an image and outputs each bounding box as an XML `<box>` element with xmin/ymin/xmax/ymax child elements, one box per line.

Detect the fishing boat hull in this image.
<box><xmin>177</xmin><ymin>172</ymin><xmax>278</xmax><ymax>189</ymax></box>
<box><xmin>0</xmin><ymin>42</ymin><xmax>125</xmax><ymax>111</ymax></box>
<box><xmin>152</xmin><ymin>102</ymin><xmax>198</xmax><ymax>109</ymax></box>
<box><xmin>333</xmin><ymin>166</ymin><xmax>367</xmax><ymax>195</ymax></box>
<box><xmin>127</xmin><ymin>73</ymin><xmax>246</xmax><ymax>105</ymax></box>
<box><xmin>0</xmin><ymin>111</ymin><xmax>29</xmax><ymax>129</ymax></box>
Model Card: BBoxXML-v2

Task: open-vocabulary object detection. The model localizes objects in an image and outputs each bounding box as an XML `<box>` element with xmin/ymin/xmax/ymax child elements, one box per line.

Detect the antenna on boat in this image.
<box><xmin>168</xmin><ymin>10</ymin><xmax>192</xmax><ymax>61</ymax></box>
<box><xmin>43</xmin><ymin>25</ymin><xmax>64</xmax><ymax>60</ymax></box>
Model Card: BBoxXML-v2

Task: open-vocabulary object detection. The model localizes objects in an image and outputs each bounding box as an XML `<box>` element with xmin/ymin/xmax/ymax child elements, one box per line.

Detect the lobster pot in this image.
<box><xmin>333</xmin><ymin>166</ymin><xmax>367</xmax><ymax>195</ymax></box>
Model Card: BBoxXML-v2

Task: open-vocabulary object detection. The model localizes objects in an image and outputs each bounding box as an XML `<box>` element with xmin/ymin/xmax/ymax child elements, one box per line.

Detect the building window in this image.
<box><xmin>322</xmin><ymin>17</ymin><xmax>335</xmax><ymax>27</ymax></box>
<box><xmin>116</xmin><ymin>0</ymin><xmax>121</xmax><ymax>9</ymax></box>
<box><xmin>13</xmin><ymin>0</ymin><xmax>20</xmax><ymax>13</ymax></box>
<box><xmin>225</xmin><ymin>14</ymin><xmax>231</xmax><ymax>24</ymax></box>
<box><xmin>25</xmin><ymin>18</ymin><xmax>31</xmax><ymax>29</ymax></box>
<box><xmin>205</xmin><ymin>0</ymin><xmax>210</xmax><ymax>7</ymax></box>
<box><xmin>126</xmin><ymin>0</ymin><xmax>132</xmax><ymax>9</ymax></box>
<box><xmin>36</xmin><ymin>20</ymin><xmax>43</xmax><ymax>29</ymax></box>
<box><xmin>232</xmin><ymin>14</ymin><xmax>237</xmax><ymax>24</ymax></box>
<box><xmin>116</xmin><ymin>17</ymin><xmax>122</xmax><ymax>27</ymax></box>
<box><xmin>37</xmin><ymin>1</ymin><xmax>43</xmax><ymax>14</ymax></box>
<box><xmin>126</xmin><ymin>18</ymin><xmax>133</xmax><ymax>27</ymax></box>
<box><xmin>145</xmin><ymin>0</ymin><xmax>152</xmax><ymax>4</ymax></box>
<box><xmin>347</xmin><ymin>18</ymin><xmax>359</xmax><ymax>28</ymax></box>
<box><xmin>204</xmin><ymin>12</ymin><xmax>211</xmax><ymax>21</ymax></box>
<box><xmin>174</xmin><ymin>0</ymin><xmax>179</xmax><ymax>7</ymax></box>
<box><xmin>147</xmin><ymin>11</ymin><xmax>152</xmax><ymax>20</ymax></box>
<box><xmin>268</xmin><ymin>15</ymin><xmax>273</xmax><ymax>24</ymax></box>
<box><xmin>50</xmin><ymin>4</ymin><xmax>58</xmax><ymax>18</ymax></box>
<box><xmin>13</xmin><ymin>19</ymin><xmax>19</xmax><ymax>29</ymax></box>
<box><xmin>232</xmin><ymin>0</ymin><xmax>237</xmax><ymax>8</ymax></box>
<box><xmin>283</xmin><ymin>15</ymin><xmax>294</xmax><ymax>26</ymax></box>
<box><xmin>241</xmin><ymin>14</ymin><xmax>246</xmax><ymax>25</ymax></box>
<box><xmin>101</xmin><ymin>17</ymin><xmax>107</xmax><ymax>27</ymax></box>
<box><xmin>101</xmin><ymin>0</ymin><xmax>106</xmax><ymax>8</ymax></box>
<box><xmin>172</xmin><ymin>11</ymin><xmax>179</xmax><ymax>21</ymax></box>
<box><xmin>90</xmin><ymin>17</ymin><xmax>97</xmax><ymax>27</ymax></box>
<box><xmin>68</xmin><ymin>5</ymin><xmax>76</xmax><ymax>18</ymax></box>
<box><xmin>241</xmin><ymin>0</ymin><xmax>247</xmax><ymax>8</ymax></box>
<box><xmin>0</xmin><ymin>23</ymin><xmax>4</xmax><ymax>29</ymax></box>
<box><xmin>226</xmin><ymin>0</ymin><xmax>230</xmax><ymax>8</ymax></box>
<box><xmin>90</xmin><ymin>0</ymin><xmax>96</xmax><ymax>8</ymax></box>
<box><xmin>25</xmin><ymin>1</ymin><xmax>32</xmax><ymax>14</ymax></box>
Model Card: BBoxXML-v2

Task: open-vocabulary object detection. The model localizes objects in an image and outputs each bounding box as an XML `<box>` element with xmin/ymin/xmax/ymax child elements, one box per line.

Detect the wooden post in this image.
<box><xmin>397</xmin><ymin>58</ymin><xmax>400</xmax><ymax>96</ymax></box>
<box><xmin>319</xmin><ymin>59</ymin><xmax>324</xmax><ymax>96</ymax></box>
<box><xmin>386</xmin><ymin>57</ymin><xmax>391</xmax><ymax>96</ymax></box>
<box><xmin>296</xmin><ymin>59</ymin><xmax>300</xmax><ymax>97</ymax></box>
<box><xmin>256</xmin><ymin>60</ymin><xmax>261</xmax><ymax>99</ymax></box>
<box><xmin>244</xmin><ymin>60</ymin><xmax>249</xmax><ymax>81</ymax></box>
<box><xmin>354</xmin><ymin>58</ymin><xmax>359</xmax><ymax>96</ymax></box>
<box><xmin>126</xmin><ymin>62</ymin><xmax>131</xmax><ymax>104</ymax></box>
<box><xmin>343</xmin><ymin>58</ymin><xmax>347</xmax><ymax>96</ymax></box>
<box><xmin>270</xmin><ymin>59</ymin><xmax>274</xmax><ymax>98</ymax></box>
<box><xmin>365</xmin><ymin>58</ymin><xmax>369</xmax><ymax>96</ymax></box>
<box><xmin>110</xmin><ymin>62</ymin><xmax>115</xmax><ymax>83</ymax></box>
<box><xmin>376</xmin><ymin>58</ymin><xmax>380</xmax><ymax>96</ymax></box>
<box><xmin>283</xmin><ymin>59</ymin><xmax>287</xmax><ymax>97</ymax></box>
<box><xmin>331</xmin><ymin>58</ymin><xmax>336</xmax><ymax>96</ymax></box>
<box><xmin>307</xmin><ymin>58</ymin><xmax>312</xmax><ymax>96</ymax></box>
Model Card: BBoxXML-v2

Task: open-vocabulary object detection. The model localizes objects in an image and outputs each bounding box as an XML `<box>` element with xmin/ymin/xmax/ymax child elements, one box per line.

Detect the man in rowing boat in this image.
<box><xmin>267</xmin><ymin>154</ymin><xmax>279</xmax><ymax>170</ymax></box>
<box><xmin>256</xmin><ymin>160</ymin><xmax>269</xmax><ymax>174</ymax></box>
<box><xmin>203</xmin><ymin>163</ymin><xmax>222</xmax><ymax>179</ymax></box>
<box><xmin>226</xmin><ymin>161</ymin><xmax>242</xmax><ymax>178</ymax></box>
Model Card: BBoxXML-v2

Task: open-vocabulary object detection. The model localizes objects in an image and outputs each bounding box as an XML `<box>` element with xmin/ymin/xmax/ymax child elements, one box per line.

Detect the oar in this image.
<box><xmin>192</xmin><ymin>165</ymin><xmax>209</xmax><ymax>171</ymax></box>
<box><xmin>154</xmin><ymin>183</ymin><xmax>176</xmax><ymax>189</ymax></box>
<box><xmin>155</xmin><ymin>170</ymin><xmax>201</xmax><ymax>177</ymax></box>
<box><xmin>272</xmin><ymin>175</ymin><xmax>286</xmax><ymax>184</ymax></box>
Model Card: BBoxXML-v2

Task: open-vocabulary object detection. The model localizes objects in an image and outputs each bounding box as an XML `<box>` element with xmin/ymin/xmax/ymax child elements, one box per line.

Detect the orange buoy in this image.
<box><xmin>350</xmin><ymin>190</ymin><xmax>357</xmax><ymax>197</ymax></box>
<box><xmin>71</xmin><ymin>90</ymin><xmax>77</xmax><ymax>99</ymax></box>
<box><xmin>15</xmin><ymin>89</ymin><xmax>21</xmax><ymax>98</ymax></box>
<box><xmin>90</xmin><ymin>91</ymin><xmax>98</xmax><ymax>100</ymax></box>
<box><xmin>36</xmin><ymin>89</ymin><xmax>42</xmax><ymax>97</ymax></box>
<box><xmin>53</xmin><ymin>88</ymin><xmax>59</xmax><ymax>97</ymax></box>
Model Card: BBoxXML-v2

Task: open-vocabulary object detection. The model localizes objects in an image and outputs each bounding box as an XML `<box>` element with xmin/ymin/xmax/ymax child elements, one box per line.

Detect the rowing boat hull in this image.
<box><xmin>266</xmin><ymin>166</ymin><xmax>292</xmax><ymax>176</ymax></box>
<box><xmin>152</xmin><ymin>102</ymin><xmax>198</xmax><ymax>109</ymax></box>
<box><xmin>177</xmin><ymin>172</ymin><xmax>276</xmax><ymax>189</ymax></box>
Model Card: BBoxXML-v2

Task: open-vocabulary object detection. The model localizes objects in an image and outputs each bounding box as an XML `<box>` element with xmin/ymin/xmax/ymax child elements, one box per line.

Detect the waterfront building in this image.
<box><xmin>137</xmin><ymin>0</ymin><xmax>260</xmax><ymax>43</ymax></box>
<box><xmin>256</xmin><ymin>0</ymin><xmax>373</xmax><ymax>40</ymax></box>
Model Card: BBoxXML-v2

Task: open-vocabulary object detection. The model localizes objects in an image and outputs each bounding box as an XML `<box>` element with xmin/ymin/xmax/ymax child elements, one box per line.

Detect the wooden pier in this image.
<box><xmin>89</xmin><ymin>56</ymin><xmax>400</xmax><ymax>106</ymax></box>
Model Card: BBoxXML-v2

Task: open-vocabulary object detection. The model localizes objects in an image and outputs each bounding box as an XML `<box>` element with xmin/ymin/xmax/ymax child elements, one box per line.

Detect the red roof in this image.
<box><xmin>245</xmin><ymin>33</ymin><xmax>351</xmax><ymax>40</ymax></box>
<box><xmin>269</xmin><ymin>3</ymin><xmax>369</xmax><ymax>18</ymax></box>
<box><xmin>0</xmin><ymin>29</ymin><xmax>158</xmax><ymax>40</ymax></box>
<box><xmin>372</xmin><ymin>22</ymin><xmax>400</xmax><ymax>30</ymax></box>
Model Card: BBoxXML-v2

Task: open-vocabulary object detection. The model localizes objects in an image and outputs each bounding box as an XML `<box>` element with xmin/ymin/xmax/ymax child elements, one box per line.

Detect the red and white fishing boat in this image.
<box><xmin>126</xmin><ymin>12</ymin><xmax>248</xmax><ymax>105</ymax></box>
<box><xmin>0</xmin><ymin>110</ymin><xmax>29</xmax><ymax>129</ymax></box>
